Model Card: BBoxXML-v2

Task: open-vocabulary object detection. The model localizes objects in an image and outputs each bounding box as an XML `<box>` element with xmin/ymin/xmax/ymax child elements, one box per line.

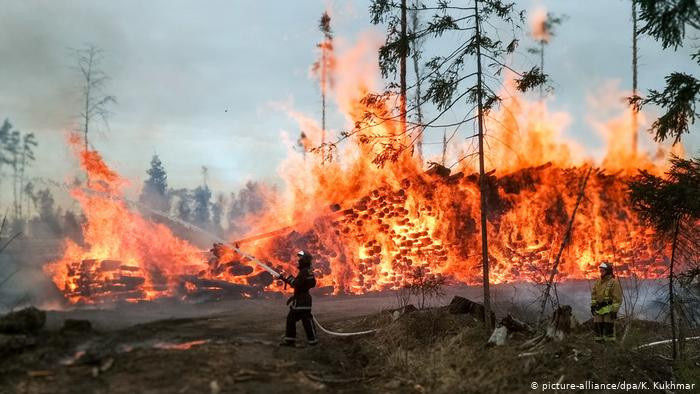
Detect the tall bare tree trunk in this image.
<box><xmin>411</xmin><ymin>10</ymin><xmax>423</xmax><ymax>163</ymax></box>
<box><xmin>669</xmin><ymin>219</ymin><xmax>680</xmax><ymax>359</ymax></box>
<box><xmin>84</xmin><ymin>67</ymin><xmax>91</xmax><ymax>184</ymax></box>
<box><xmin>474</xmin><ymin>0</ymin><xmax>492</xmax><ymax>334</ymax></box>
<box><xmin>321</xmin><ymin>42</ymin><xmax>327</xmax><ymax>160</ymax></box>
<box><xmin>441</xmin><ymin>129</ymin><xmax>447</xmax><ymax>166</ymax></box>
<box><xmin>539</xmin><ymin>40</ymin><xmax>545</xmax><ymax>100</ymax></box>
<box><xmin>399</xmin><ymin>0</ymin><xmax>407</xmax><ymax>139</ymax></box>
<box><xmin>12</xmin><ymin>158</ymin><xmax>18</xmax><ymax>220</ymax></box>
<box><xmin>631</xmin><ymin>0</ymin><xmax>639</xmax><ymax>157</ymax></box>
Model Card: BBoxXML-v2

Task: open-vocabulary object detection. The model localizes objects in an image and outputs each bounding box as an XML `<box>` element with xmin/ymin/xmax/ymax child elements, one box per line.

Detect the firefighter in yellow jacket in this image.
<box><xmin>591</xmin><ymin>262</ymin><xmax>623</xmax><ymax>342</ymax></box>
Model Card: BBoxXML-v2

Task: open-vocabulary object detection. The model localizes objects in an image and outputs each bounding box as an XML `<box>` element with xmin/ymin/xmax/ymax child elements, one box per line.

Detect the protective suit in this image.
<box><xmin>281</xmin><ymin>251</ymin><xmax>318</xmax><ymax>346</ymax></box>
<box><xmin>591</xmin><ymin>262</ymin><xmax>623</xmax><ymax>342</ymax></box>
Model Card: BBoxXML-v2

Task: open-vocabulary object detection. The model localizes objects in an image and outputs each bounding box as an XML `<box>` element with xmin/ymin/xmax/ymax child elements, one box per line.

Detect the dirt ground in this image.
<box><xmin>2</xmin><ymin>287</ymin><xmax>699</xmax><ymax>394</ymax></box>
<box><xmin>1</xmin><ymin>294</ymin><xmax>398</xmax><ymax>394</ymax></box>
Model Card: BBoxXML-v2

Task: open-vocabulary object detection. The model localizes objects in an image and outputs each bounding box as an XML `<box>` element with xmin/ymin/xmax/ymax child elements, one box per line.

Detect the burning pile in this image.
<box><xmin>43</xmin><ymin>34</ymin><xmax>678</xmax><ymax>304</ymax></box>
<box><xmin>43</xmin><ymin>137</ymin><xmax>274</xmax><ymax>304</ymax></box>
<box><xmin>45</xmin><ymin>139</ymin><xmax>668</xmax><ymax>303</ymax></box>
<box><xmin>239</xmin><ymin>163</ymin><xmax>667</xmax><ymax>295</ymax></box>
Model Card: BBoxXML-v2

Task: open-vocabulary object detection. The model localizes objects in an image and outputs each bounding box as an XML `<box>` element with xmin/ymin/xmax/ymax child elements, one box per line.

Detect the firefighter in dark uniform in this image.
<box><xmin>591</xmin><ymin>261</ymin><xmax>623</xmax><ymax>342</ymax></box>
<box><xmin>280</xmin><ymin>250</ymin><xmax>318</xmax><ymax>347</ymax></box>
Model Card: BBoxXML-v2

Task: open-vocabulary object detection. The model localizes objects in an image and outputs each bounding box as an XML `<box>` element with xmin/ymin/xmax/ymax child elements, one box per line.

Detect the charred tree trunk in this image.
<box><xmin>474</xmin><ymin>0</ymin><xmax>492</xmax><ymax>334</ymax></box>
<box><xmin>670</xmin><ymin>219</ymin><xmax>680</xmax><ymax>359</ymax></box>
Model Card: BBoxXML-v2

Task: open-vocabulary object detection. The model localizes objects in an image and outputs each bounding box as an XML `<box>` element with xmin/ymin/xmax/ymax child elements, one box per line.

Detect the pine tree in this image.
<box><xmin>139</xmin><ymin>154</ymin><xmax>170</xmax><ymax>212</ymax></box>
<box><xmin>527</xmin><ymin>12</ymin><xmax>565</xmax><ymax>100</ymax></box>
<box><xmin>18</xmin><ymin>132</ymin><xmax>37</xmax><ymax>221</ymax></box>
<box><xmin>0</xmin><ymin>119</ymin><xmax>12</xmax><ymax>200</ymax></box>
<box><xmin>629</xmin><ymin>0</ymin><xmax>699</xmax><ymax>144</ymax></box>
<box><xmin>210</xmin><ymin>193</ymin><xmax>226</xmax><ymax>235</ymax></box>
<box><xmin>627</xmin><ymin>0</ymin><xmax>700</xmax><ymax>358</ymax></box>
<box><xmin>366</xmin><ymin>0</ymin><xmax>547</xmax><ymax>334</ymax></box>
<box><xmin>36</xmin><ymin>188</ymin><xmax>61</xmax><ymax>236</ymax></box>
<box><xmin>192</xmin><ymin>186</ymin><xmax>212</xmax><ymax>227</ymax></box>
<box><xmin>4</xmin><ymin>128</ymin><xmax>21</xmax><ymax>220</ymax></box>
<box><xmin>173</xmin><ymin>189</ymin><xmax>193</xmax><ymax>223</ymax></box>
<box><xmin>628</xmin><ymin>157</ymin><xmax>700</xmax><ymax>359</ymax></box>
<box><xmin>312</xmin><ymin>11</ymin><xmax>335</xmax><ymax>161</ymax></box>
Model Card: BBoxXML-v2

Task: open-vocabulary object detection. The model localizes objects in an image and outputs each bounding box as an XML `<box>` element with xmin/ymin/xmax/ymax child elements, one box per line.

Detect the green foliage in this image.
<box><xmin>514</xmin><ymin>67</ymin><xmax>547</xmax><ymax>93</ymax></box>
<box><xmin>139</xmin><ymin>154</ymin><xmax>170</xmax><ymax>213</ymax></box>
<box><xmin>358</xmin><ymin>0</ymin><xmax>548</xmax><ymax>166</ymax></box>
<box><xmin>227</xmin><ymin>181</ymin><xmax>266</xmax><ymax>234</ymax></box>
<box><xmin>404</xmin><ymin>266</ymin><xmax>446</xmax><ymax>309</ymax></box>
<box><xmin>628</xmin><ymin>155</ymin><xmax>700</xmax><ymax>238</ymax></box>
<box><xmin>192</xmin><ymin>185</ymin><xmax>212</xmax><ymax>226</ymax></box>
<box><xmin>144</xmin><ymin>155</ymin><xmax>168</xmax><ymax>196</ymax></box>
<box><xmin>646</xmin><ymin>73</ymin><xmax>699</xmax><ymax>144</ymax></box>
<box><xmin>0</xmin><ymin>118</ymin><xmax>40</xmax><ymax>220</ymax></box>
<box><xmin>319</xmin><ymin>11</ymin><xmax>332</xmax><ymax>38</ymax></box>
<box><xmin>633</xmin><ymin>0</ymin><xmax>699</xmax><ymax>145</ymax></box>
<box><xmin>637</xmin><ymin>0</ymin><xmax>700</xmax><ymax>50</ymax></box>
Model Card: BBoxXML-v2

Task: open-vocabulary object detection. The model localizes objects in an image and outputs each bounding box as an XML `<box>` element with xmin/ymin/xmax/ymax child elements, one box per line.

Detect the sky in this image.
<box><xmin>0</xmin><ymin>0</ymin><xmax>697</xmax><ymax>209</ymax></box>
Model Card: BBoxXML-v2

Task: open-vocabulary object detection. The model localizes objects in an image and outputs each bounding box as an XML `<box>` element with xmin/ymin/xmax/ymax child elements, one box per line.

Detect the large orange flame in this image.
<box><xmin>45</xmin><ymin>33</ymin><xmax>679</xmax><ymax>303</ymax></box>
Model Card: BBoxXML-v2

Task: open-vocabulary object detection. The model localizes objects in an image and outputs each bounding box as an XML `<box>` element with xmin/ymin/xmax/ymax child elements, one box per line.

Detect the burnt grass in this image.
<box><xmin>1</xmin><ymin>305</ymin><xmax>699</xmax><ymax>394</ymax></box>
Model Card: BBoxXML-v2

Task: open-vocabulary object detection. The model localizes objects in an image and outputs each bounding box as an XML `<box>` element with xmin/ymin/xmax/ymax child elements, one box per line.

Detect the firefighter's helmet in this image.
<box><xmin>296</xmin><ymin>250</ymin><xmax>312</xmax><ymax>268</ymax></box>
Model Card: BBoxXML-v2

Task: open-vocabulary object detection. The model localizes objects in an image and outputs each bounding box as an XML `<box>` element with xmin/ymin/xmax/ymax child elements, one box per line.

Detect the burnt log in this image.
<box><xmin>0</xmin><ymin>307</ymin><xmax>46</xmax><ymax>334</ymax></box>
<box><xmin>426</xmin><ymin>163</ymin><xmax>451</xmax><ymax>178</ymax></box>
<box><xmin>115</xmin><ymin>275</ymin><xmax>146</xmax><ymax>288</ymax></box>
<box><xmin>180</xmin><ymin>276</ymin><xmax>258</xmax><ymax>299</ymax></box>
<box><xmin>448</xmin><ymin>296</ymin><xmax>496</xmax><ymax>326</ymax></box>
<box><xmin>247</xmin><ymin>271</ymin><xmax>274</xmax><ymax>288</ymax></box>
<box><xmin>98</xmin><ymin>260</ymin><xmax>122</xmax><ymax>272</ymax></box>
<box><xmin>228</xmin><ymin>263</ymin><xmax>254</xmax><ymax>276</ymax></box>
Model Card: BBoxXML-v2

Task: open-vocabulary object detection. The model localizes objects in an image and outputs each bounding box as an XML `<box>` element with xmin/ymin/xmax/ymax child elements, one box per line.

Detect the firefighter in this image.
<box><xmin>591</xmin><ymin>261</ymin><xmax>623</xmax><ymax>342</ymax></box>
<box><xmin>280</xmin><ymin>250</ymin><xmax>318</xmax><ymax>347</ymax></box>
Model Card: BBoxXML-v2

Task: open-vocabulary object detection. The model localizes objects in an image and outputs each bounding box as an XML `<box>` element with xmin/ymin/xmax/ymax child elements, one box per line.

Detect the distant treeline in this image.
<box><xmin>138</xmin><ymin>154</ymin><xmax>268</xmax><ymax>239</ymax></box>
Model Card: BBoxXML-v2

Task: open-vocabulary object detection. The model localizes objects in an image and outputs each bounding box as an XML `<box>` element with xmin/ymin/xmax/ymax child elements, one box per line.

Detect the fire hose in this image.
<box><xmin>231</xmin><ymin>246</ymin><xmax>378</xmax><ymax>337</ymax></box>
<box><xmin>311</xmin><ymin>315</ymin><xmax>378</xmax><ymax>337</ymax></box>
<box><xmin>88</xmin><ymin>191</ymin><xmax>379</xmax><ymax>337</ymax></box>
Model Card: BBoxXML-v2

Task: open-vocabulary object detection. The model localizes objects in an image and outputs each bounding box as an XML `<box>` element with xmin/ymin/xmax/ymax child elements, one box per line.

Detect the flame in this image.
<box><xmin>46</xmin><ymin>32</ymin><xmax>681</xmax><ymax>304</ymax></box>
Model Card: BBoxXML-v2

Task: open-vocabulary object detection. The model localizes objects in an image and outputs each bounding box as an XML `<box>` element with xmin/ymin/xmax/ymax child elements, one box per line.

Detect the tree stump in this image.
<box><xmin>519</xmin><ymin>305</ymin><xmax>576</xmax><ymax>352</ymax></box>
<box><xmin>545</xmin><ymin>305</ymin><xmax>574</xmax><ymax>341</ymax></box>
<box><xmin>487</xmin><ymin>314</ymin><xmax>533</xmax><ymax>346</ymax></box>
<box><xmin>487</xmin><ymin>326</ymin><xmax>509</xmax><ymax>346</ymax></box>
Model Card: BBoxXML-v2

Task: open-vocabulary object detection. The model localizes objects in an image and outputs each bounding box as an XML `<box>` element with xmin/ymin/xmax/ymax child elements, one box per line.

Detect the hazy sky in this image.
<box><xmin>0</xmin><ymin>0</ymin><xmax>697</xmax><ymax>206</ymax></box>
